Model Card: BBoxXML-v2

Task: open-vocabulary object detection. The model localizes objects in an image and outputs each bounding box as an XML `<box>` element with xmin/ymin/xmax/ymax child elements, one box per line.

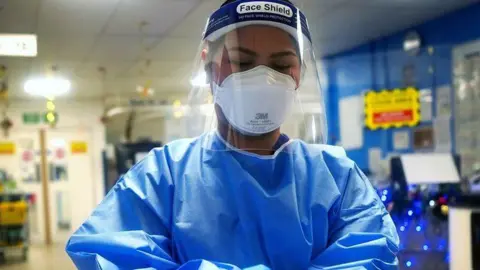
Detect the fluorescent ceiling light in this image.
<box><xmin>191</xmin><ymin>72</ymin><xmax>209</xmax><ymax>87</ymax></box>
<box><xmin>136</xmin><ymin>85</ymin><xmax>154</xmax><ymax>96</ymax></box>
<box><xmin>0</xmin><ymin>34</ymin><xmax>37</xmax><ymax>57</ymax></box>
<box><xmin>24</xmin><ymin>77</ymin><xmax>71</xmax><ymax>98</ymax></box>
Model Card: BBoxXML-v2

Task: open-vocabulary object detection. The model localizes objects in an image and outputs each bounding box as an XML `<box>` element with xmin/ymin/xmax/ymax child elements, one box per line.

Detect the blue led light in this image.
<box><xmin>423</xmin><ymin>245</ymin><xmax>429</xmax><ymax>250</ymax></box>
<box><xmin>439</xmin><ymin>239</ymin><xmax>446</xmax><ymax>250</ymax></box>
<box><xmin>408</xmin><ymin>210</ymin><xmax>413</xmax><ymax>216</ymax></box>
<box><xmin>381</xmin><ymin>195</ymin><xmax>387</xmax><ymax>202</ymax></box>
<box><xmin>383</xmin><ymin>190</ymin><xmax>388</xmax><ymax>195</ymax></box>
<box><xmin>429</xmin><ymin>200</ymin><xmax>435</xmax><ymax>207</ymax></box>
<box><xmin>413</xmin><ymin>200</ymin><xmax>422</xmax><ymax>208</ymax></box>
<box><xmin>406</xmin><ymin>261</ymin><xmax>412</xmax><ymax>267</ymax></box>
<box><xmin>416</xmin><ymin>226</ymin><xmax>422</xmax><ymax>232</ymax></box>
<box><xmin>400</xmin><ymin>226</ymin><xmax>405</xmax><ymax>232</ymax></box>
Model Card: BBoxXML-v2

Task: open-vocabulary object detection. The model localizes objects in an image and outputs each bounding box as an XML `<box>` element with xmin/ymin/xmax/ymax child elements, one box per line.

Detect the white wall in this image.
<box><xmin>6</xmin><ymin>99</ymin><xmax>106</xmax><ymax>208</ymax></box>
<box><xmin>0</xmin><ymin>100</ymin><xmax>106</xmax><ymax>244</ymax></box>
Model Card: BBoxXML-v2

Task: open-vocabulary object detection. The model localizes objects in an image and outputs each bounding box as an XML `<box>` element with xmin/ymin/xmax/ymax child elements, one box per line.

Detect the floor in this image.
<box><xmin>0</xmin><ymin>244</ymin><xmax>75</xmax><ymax>270</ymax></box>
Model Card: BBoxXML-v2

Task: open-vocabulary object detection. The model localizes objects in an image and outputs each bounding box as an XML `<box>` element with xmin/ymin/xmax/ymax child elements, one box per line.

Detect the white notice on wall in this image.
<box><xmin>436</xmin><ymin>85</ymin><xmax>452</xmax><ymax>117</ymax></box>
<box><xmin>368</xmin><ymin>148</ymin><xmax>383</xmax><ymax>174</ymax></box>
<box><xmin>420</xmin><ymin>88</ymin><xmax>432</xmax><ymax>122</ymax></box>
<box><xmin>393</xmin><ymin>130</ymin><xmax>410</xmax><ymax>150</ymax></box>
<box><xmin>434</xmin><ymin>115</ymin><xmax>452</xmax><ymax>153</ymax></box>
<box><xmin>339</xmin><ymin>96</ymin><xmax>363</xmax><ymax>150</ymax></box>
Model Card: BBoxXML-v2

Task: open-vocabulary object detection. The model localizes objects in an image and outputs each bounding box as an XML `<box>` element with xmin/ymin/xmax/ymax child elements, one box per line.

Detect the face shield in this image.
<box><xmin>187</xmin><ymin>0</ymin><xmax>327</xmax><ymax>153</ymax></box>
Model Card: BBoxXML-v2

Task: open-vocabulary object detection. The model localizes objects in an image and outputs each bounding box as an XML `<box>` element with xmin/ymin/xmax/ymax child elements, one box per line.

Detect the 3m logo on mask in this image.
<box><xmin>237</xmin><ymin>1</ymin><xmax>293</xmax><ymax>18</ymax></box>
<box><xmin>255</xmin><ymin>113</ymin><xmax>269</xmax><ymax>120</ymax></box>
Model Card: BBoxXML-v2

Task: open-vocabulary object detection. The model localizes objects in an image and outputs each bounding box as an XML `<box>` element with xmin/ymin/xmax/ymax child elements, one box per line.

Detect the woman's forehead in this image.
<box><xmin>223</xmin><ymin>26</ymin><xmax>296</xmax><ymax>52</ymax></box>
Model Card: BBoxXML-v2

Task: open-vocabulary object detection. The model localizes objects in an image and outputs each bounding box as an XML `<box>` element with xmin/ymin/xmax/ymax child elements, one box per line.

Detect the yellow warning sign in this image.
<box><xmin>365</xmin><ymin>87</ymin><xmax>420</xmax><ymax>129</ymax></box>
<box><xmin>0</xmin><ymin>142</ymin><xmax>15</xmax><ymax>155</ymax></box>
<box><xmin>70</xmin><ymin>141</ymin><xmax>87</xmax><ymax>154</ymax></box>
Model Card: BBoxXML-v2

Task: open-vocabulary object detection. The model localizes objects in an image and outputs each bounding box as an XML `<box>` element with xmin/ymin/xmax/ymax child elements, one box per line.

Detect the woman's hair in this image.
<box><xmin>221</xmin><ymin>0</ymin><xmax>293</xmax><ymax>7</ymax></box>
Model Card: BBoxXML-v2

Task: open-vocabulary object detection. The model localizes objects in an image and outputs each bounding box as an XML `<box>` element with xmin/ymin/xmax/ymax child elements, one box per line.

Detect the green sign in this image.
<box><xmin>23</xmin><ymin>112</ymin><xmax>40</xmax><ymax>124</ymax></box>
<box><xmin>23</xmin><ymin>112</ymin><xmax>59</xmax><ymax>124</ymax></box>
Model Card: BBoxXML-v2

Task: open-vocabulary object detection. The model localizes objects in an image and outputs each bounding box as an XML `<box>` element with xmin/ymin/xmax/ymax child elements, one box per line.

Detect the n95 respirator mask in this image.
<box><xmin>213</xmin><ymin>65</ymin><xmax>297</xmax><ymax>136</ymax></box>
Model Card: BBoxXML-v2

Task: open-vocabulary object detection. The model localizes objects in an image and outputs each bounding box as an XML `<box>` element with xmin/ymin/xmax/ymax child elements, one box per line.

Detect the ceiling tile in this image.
<box><xmin>37</xmin><ymin>0</ymin><xmax>120</xmax><ymax>35</ymax></box>
<box><xmin>125</xmin><ymin>60</ymin><xmax>190</xmax><ymax>78</ymax></box>
<box><xmin>0</xmin><ymin>58</ymin><xmax>32</xmax><ymax>69</ymax></box>
<box><xmin>168</xmin><ymin>0</ymin><xmax>221</xmax><ymax>38</ymax></box>
<box><xmin>74</xmin><ymin>61</ymin><xmax>136</xmax><ymax>80</ymax></box>
<box><xmin>349</xmin><ymin>0</ymin><xmax>474</xmax><ymax>10</ymax></box>
<box><xmin>312</xmin><ymin>4</ymin><xmax>386</xmax><ymax>40</ymax></box>
<box><xmin>36</xmin><ymin>34</ymin><xmax>96</xmax><ymax>61</ymax></box>
<box><xmin>87</xmin><ymin>35</ymin><xmax>159</xmax><ymax>61</ymax></box>
<box><xmin>148</xmin><ymin>37</ymin><xmax>198</xmax><ymax>61</ymax></box>
<box><xmin>296</xmin><ymin>0</ymin><xmax>347</xmax><ymax>13</ymax></box>
<box><xmin>105</xmin><ymin>0</ymin><xmax>200</xmax><ymax>36</ymax></box>
<box><xmin>71</xmin><ymin>79</ymin><xmax>103</xmax><ymax>98</ymax></box>
<box><xmin>29</xmin><ymin>60</ymin><xmax>78</xmax><ymax>78</ymax></box>
<box><xmin>0</xmin><ymin>0</ymin><xmax>40</xmax><ymax>33</ymax></box>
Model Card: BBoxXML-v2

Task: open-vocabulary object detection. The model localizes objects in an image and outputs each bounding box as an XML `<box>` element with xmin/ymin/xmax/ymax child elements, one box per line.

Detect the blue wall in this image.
<box><xmin>325</xmin><ymin>3</ymin><xmax>480</xmax><ymax>171</ymax></box>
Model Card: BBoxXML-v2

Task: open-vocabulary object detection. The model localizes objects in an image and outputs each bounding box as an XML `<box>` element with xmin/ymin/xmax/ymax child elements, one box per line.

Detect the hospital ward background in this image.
<box><xmin>0</xmin><ymin>0</ymin><xmax>480</xmax><ymax>269</ymax></box>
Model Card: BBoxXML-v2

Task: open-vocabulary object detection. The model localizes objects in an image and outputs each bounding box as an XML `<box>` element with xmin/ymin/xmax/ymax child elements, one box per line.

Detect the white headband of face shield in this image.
<box><xmin>213</xmin><ymin>65</ymin><xmax>297</xmax><ymax>136</ymax></box>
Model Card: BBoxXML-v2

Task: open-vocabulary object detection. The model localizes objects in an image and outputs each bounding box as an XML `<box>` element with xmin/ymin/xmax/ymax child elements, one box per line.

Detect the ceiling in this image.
<box><xmin>0</xmin><ymin>0</ymin><xmax>477</xmax><ymax>101</ymax></box>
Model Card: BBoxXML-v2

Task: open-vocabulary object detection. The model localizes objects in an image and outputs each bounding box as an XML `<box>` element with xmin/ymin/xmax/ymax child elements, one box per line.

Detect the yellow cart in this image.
<box><xmin>0</xmin><ymin>193</ymin><xmax>29</xmax><ymax>262</ymax></box>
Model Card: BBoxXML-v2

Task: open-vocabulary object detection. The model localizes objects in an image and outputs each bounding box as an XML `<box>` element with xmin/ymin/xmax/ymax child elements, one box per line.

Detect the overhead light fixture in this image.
<box><xmin>173</xmin><ymin>111</ymin><xmax>184</xmax><ymax>119</ymax></box>
<box><xmin>173</xmin><ymin>100</ymin><xmax>182</xmax><ymax>107</ymax></box>
<box><xmin>191</xmin><ymin>72</ymin><xmax>209</xmax><ymax>87</ymax></box>
<box><xmin>136</xmin><ymin>85</ymin><xmax>154</xmax><ymax>97</ymax></box>
<box><xmin>24</xmin><ymin>77</ymin><xmax>71</xmax><ymax>98</ymax></box>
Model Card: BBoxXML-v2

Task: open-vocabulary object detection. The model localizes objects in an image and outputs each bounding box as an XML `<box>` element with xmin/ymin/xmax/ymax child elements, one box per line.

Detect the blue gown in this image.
<box><xmin>66</xmin><ymin>132</ymin><xmax>399</xmax><ymax>270</ymax></box>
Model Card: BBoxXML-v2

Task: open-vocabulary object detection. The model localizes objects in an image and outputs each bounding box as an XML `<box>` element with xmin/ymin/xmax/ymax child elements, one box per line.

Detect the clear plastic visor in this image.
<box><xmin>187</xmin><ymin>22</ymin><xmax>327</xmax><ymax>154</ymax></box>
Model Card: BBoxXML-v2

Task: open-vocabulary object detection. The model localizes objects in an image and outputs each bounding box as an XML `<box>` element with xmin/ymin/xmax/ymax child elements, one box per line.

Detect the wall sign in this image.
<box><xmin>364</xmin><ymin>87</ymin><xmax>420</xmax><ymax>129</ymax></box>
<box><xmin>0</xmin><ymin>142</ymin><xmax>15</xmax><ymax>155</ymax></box>
<box><xmin>22</xmin><ymin>112</ymin><xmax>59</xmax><ymax>125</ymax></box>
<box><xmin>0</xmin><ymin>34</ymin><xmax>37</xmax><ymax>57</ymax></box>
<box><xmin>129</xmin><ymin>99</ymin><xmax>168</xmax><ymax>107</ymax></box>
<box><xmin>23</xmin><ymin>112</ymin><xmax>41</xmax><ymax>125</ymax></box>
<box><xmin>419</xmin><ymin>88</ymin><xmax>432</xmax><ymax>122</ymax></box>
<box><xmin>436</xmin><ymin>85</ymin><xmax>452</xmax><ymax>117</ymax></box>
<box><xmin>70</xmin><ymin>141</ymin><xmax>87</xmax><ymax>154</ymax></box>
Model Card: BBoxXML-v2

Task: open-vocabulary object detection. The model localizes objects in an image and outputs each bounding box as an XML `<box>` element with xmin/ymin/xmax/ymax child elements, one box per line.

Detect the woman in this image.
<box><xmin>67</xmin><ymin>0</ymin><xmax>399</xmax><ymax>269</ymax></box>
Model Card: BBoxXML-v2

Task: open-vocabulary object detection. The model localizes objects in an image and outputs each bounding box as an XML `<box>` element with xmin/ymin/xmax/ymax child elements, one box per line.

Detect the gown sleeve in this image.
<box><xmin>65</xmin><ymin>150</ymin><xmax>248</xmax><ymax>270</ymax></box>
<box><xmin>309</xmin><ymin>159</ymin><xmax>400</xmax><ymax>270</ymax></box>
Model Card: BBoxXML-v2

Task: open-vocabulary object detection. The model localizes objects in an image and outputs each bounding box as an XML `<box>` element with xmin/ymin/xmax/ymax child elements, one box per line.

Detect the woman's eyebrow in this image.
<box><xmin>226</xmin><ymin>47</ymin><xmax>258</xmax><ymax>56</ymax></box>
<box><xmin>270</xmin><ymin>51</ymin><xmax>297</xmax><ymax>58</ymax></box>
